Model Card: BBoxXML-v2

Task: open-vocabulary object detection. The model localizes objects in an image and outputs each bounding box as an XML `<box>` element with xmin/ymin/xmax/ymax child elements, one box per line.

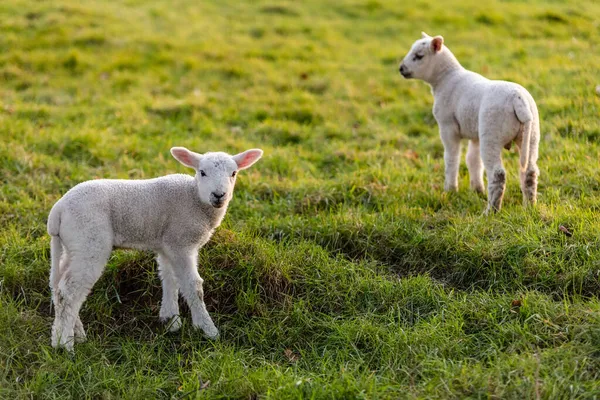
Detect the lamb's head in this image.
<box><xmin>399</xmin><ymin>32</ymin><xmax>445</xmax><ymax>82</ymax></box>
<box><xmin>171</xmin><ymin>147</ymin><xmax>263</xmax><ymax>208</ymax></box>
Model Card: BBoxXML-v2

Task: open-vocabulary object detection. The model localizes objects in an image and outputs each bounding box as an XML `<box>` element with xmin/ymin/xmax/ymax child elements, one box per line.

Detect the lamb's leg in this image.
<box><xmin>51</xmin><ymin>253</ymin><xmax>87</xmax><ymax>342</ymax></box>
<box><xmin>521</xmin><ymin>164</ymin><xmax>539</xmax><ymax>206</ymax></box>
<box><xmin>440</xmin><ymin>125</ymin><xmax>461</xmax><ymax>191</ymax></box>
<box><xmin>74</xmin><ymin>316</ymin><xmax>86</xmax><ymax>343</ymax></box>
<box><xmin>466</xmin><ymin>140</ymin><xmax>484</xmax><ymax>193</ymax></box>
<box><xmin>164</xmin><ymin>248</ymin><xmax>219</xmax><ymax>339</ymax></box>
<box><xmin>480</xmin><ymin>139</ymin><xmax>506</xmax><ymax>214</ymax></box>
<box><xmin>52</xmin><ymin>249</ymin><xmax>109</xmax><ymax>351</ymax></box>
<box><xmin>519</xmin><ymin>132</ymin><xmax>540</xmax><ymax>206</ymax></box>
<box><xmin>157</xmin><ymin>254</ymin><xmax>182</xmax><ymax>332</ymax></box>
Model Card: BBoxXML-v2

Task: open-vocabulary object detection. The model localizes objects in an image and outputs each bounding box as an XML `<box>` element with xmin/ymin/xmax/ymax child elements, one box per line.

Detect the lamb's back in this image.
<box><xmin>56</xmin><ymin>174</ymin><xmax>197</xmax><ymax>249</ymax></box>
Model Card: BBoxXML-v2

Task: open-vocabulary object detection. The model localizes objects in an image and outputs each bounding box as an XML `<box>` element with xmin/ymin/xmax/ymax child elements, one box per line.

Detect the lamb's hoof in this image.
<box><xmin>522</xmin><ymin>197</ymin><xmax>537</xmax><ymax>208</ymax></box>
<box><xmin>483</xmin><ymin>205</ymin><xmax>500</xmax><ymax>216</ymax></box>
<box><xmin>51</xmin><ymin>334</ymin><xmax>59</xmax><ymax>349</ymax></box>
<box><xmin>198</xmin><ymin>323</ymin><xmax>220</xmax><ymax>340</ymax></box>
<box><xmin>471</xmin><ymin>185</ymin><xmax>485</xmax><ymax>194</ymax></box>
<box><xmin>205</xmin><ymin>329</ymin><xmax>220</xmax><ymax>340</ymax></box>
<box><xmin>162</xmin><ymin>315</ymin><xmax>182</xmax><ymax>332</ymax></box>
<box><xmin>74</xmin><ymin>335</ymin><xmax>87</xmax><ymax>344</ymax></box>
<box><xmin>74</xmin><ymin>325</ymin><xmax>86</xmax><ymax>343</ymax></box>
<box><xmin>52</xmin><ymin>327</ymin><xmax>74</xmax><ymax>350</ymax></box>
<box><xmin>52</xmin><ymin>337</ymin><xmax>75</xmax><ymax>352</ymax></box>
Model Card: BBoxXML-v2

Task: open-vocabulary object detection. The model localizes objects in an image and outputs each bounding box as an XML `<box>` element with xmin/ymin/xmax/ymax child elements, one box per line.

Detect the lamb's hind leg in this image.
<box><xmin>521</xmin><ymin>164</ymin><xmax>539</xmax><ymax>205</ymax></box>
<box><xmin>52</xmin><ymin>245</ymin><xmax>110</xmax><ymax>351</ymax></box>
<box><xmin>519</xmin><ymin>131</ymin><xmax>540</xmax><ymax>206</ymax></box>
<box><xmin>157</xmin><ymin>253</ymin><xmax>182</xmax><ymax>332</ymax></box>
<box><xmin>480</xmin><ymin>138</ymin><xmax>506</xmax><ymax>214</ymax></box>
<box><xmin>163</xmin><ymin>247</ymin><xmax>219</xmax><ymax>339</ymax></box>
<box><xmin>51</xmin><ymin>252</ymin><xmax>85</xmax><ymax>342</ymax></box>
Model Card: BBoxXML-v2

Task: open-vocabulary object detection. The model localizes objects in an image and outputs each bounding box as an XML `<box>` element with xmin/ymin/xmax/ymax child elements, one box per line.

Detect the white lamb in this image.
<box><xmin>47</xmin><ymin>146</ymin><xmax>263</xmax><ymax>351</ymax></box>
<box><xmin>399</xmin><ymin>33</ymin><xmax>540</xmax><ymax>213</ymax></box>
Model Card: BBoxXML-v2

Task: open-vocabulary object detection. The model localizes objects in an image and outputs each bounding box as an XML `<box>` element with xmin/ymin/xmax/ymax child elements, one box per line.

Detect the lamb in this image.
<box><xmin>47</xmin><ymin>146</ymin><xmax>263</xmax><ymax>351</ymax></box>
<box><xmin>399</xmin><ymin>33</ymin><xmax>540</xmax><ymax>213</ymax></box>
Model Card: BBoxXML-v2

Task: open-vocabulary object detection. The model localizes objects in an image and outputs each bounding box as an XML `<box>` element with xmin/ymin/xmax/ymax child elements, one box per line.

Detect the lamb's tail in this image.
<box><xmin>513</xmin><ymin>93</ymin><xmax>533</xmax><ymax>172</ymax></box>
<box><xmin>47</xmin><ymin>206</ymin><xmax>63</xmax><ymax>292</ymax></box>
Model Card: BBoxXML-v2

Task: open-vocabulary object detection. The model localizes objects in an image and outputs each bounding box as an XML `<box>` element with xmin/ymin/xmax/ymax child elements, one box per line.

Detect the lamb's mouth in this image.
<box><xmin>211</xmin><ymin>200</ymin><xmax>225</xmax><ymax>208</ymax></box>
<box><xmin>400</xmin><ymin>71</ymin><xmax>412</xmax><ymax>78</ymax></box>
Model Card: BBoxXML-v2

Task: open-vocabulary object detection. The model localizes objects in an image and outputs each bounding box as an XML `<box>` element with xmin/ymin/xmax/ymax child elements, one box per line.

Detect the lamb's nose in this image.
<box><xmin>399</xmin><ymin>64</ymin><xmax>406</xmax><ymax>74</ymax></box>
<box><xmin>212</xmin><ymin>192</ymin><xmax>225</xmax><ymax>199</ymax></box>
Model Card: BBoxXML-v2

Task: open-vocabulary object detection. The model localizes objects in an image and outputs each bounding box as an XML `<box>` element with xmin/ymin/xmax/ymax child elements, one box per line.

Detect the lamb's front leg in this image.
<box><xmin>164</xmin><ymin>247</ymin><xmax>219</xmax><ymax>339</ymax></box>
<box><xmin>440</xmin><ymin>125</ymin><xmax>461</xmax><ymax>191</ymax></box>
<box><xmin>157</xmin><ymin>254</ymin><xmax>182</xmax><ymax>332</ymax></box>
<box><xmin>466</xmin><ymin>140</ymin><xmax>484</xmax><ymax>193</ymax></box>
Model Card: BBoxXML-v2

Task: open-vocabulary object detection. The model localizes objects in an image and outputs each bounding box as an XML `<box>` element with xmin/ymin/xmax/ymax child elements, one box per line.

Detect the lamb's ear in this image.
<box><xmin>171</xmin><ymin>147</ymin><xmax>202</xmax><ymax>169</ymax></box>
<box><xmin>431</xmin><ymin>35</ymin><xmax>444</xmax><ymax>53</ymax></box>
<box><xmin>421</xmin><ymin>31</ymin><xmax>431</xmax><ymax>39</ymax></box>
<box><xmin>232</xmin><ymin>149</ymin><xmax>263</xmax><ymax>170</ymax></box>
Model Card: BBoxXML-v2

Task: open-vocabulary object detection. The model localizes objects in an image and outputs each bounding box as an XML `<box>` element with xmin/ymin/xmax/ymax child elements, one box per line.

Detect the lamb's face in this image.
<box><xmin>196</xmin><ymin>153</ymin><xmax>239</xmax><ymax>208</ymax></box>
<box><xmin>399</xmin><ymin>33</ymin><xmax>444</xmax><ymax>81</ymax></box>
<box><xmin>171</xmin><ymin>147</ymin><xmax>263</xmax><ymax>209</ymax></box>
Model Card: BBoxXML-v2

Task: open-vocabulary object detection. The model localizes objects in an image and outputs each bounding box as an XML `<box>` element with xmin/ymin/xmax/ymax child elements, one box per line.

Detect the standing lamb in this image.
<box><xmin>47</xmin><ymin>146</ymin><xmax>263</xmax><ymax>351</ymax></box>
<box><xmin>399</xmin><ymin>32</ymin><xmax>540</xmax><ymax>213</ymax></box>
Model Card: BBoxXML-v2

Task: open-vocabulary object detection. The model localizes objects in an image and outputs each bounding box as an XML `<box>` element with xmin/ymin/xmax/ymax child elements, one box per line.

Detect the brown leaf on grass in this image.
<box><xmin>510</xmin><ymin>299</ymin><xmax>522</xmax><ymax>313</ymax></box>
<box><xmin>403</xmin><ymin>149</ymin><xmax>419</xmax><ymax>160</ymax></box>
<box><xmin>284</xmin><ymin>348</ymin><xmax>299</xmax><ymax>363</ymax></box>
<box><xmin>300</xmin><ymin>72</ymin><xmax>308</xmax><ymax>80</ymax></box>
<box><xmin>559</xmin><ymin>225</ymin><xmax>573</xmax><ymax>237</ymax></box>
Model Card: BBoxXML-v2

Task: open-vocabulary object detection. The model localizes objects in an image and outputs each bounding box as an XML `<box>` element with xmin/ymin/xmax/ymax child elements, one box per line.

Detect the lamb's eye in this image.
<box><xmin>200</xmin><ymin>170</ymin><xmax>206</xmax><ymax>177</ymax></box>
<box><xmin>231</xmin><ymin>171</ymin><xmax>237</xmax><ymax>177</ymax></box>
<box><xmin>413</xmin><ymin>54</ymin><xmax>424</xmax><ymax>61</ymax></box>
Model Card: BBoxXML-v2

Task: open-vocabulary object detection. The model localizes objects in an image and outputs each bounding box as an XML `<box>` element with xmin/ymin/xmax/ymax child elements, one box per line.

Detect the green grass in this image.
<box><xmin>1</xmin><ymin>0</ymin><xmax>600</xmax><ymax>397</ymax></box>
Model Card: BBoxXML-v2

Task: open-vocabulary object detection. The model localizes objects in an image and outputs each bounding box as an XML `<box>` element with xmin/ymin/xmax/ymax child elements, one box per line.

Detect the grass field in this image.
<box><xmin>1</xmin><ymin>0</ymin><xmax>600</xmax><ymax>398</ymax></box>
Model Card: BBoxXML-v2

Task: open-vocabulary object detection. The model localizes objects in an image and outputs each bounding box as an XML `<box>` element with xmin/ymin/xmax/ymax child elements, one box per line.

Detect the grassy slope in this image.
<box><xmin>1</xmin><ymin>0</ymin><xmax>600</xmax><ymax>398</ymax></box>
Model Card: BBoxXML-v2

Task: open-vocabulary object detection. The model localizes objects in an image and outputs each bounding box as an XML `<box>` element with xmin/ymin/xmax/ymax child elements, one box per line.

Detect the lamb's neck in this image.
<box><xmin>200</xmin><ymin>203</ymin><xmax>228</xmax><ymax>229</ymax></box>
<box><xmin>428</xmin><ymin>49</ymin><xmax>464</xmax><ymax>92</ymax></box>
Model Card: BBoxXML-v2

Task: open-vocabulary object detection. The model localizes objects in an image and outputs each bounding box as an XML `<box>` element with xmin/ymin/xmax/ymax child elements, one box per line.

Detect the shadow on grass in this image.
<box><xmin>255</xmin><ymin>213</ymin><xmax>600</xmax><ymax>298</ymax></box>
